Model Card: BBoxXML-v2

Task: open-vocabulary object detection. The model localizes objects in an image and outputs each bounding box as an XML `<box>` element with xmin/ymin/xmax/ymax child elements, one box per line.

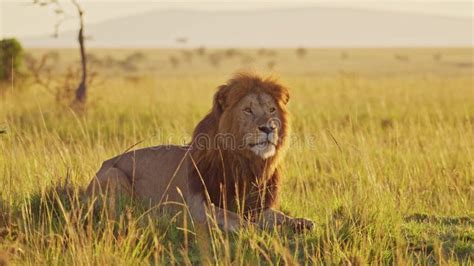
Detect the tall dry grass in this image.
<box><xmin>0</xmin><ymin>48</ymin><xmax>473</xmax><ymax>264</ymax></box>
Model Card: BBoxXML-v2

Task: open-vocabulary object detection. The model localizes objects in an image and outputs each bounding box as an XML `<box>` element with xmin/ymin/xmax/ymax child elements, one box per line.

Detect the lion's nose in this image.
<box><xmin>258</xmin><ymin>125</ymin><xmax>276</xmax><ymax>134</ymax></box>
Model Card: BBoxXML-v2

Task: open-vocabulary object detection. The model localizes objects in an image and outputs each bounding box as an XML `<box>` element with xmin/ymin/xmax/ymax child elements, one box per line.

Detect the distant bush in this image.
<box><xmin>341</xmin><ymin>51</ymin><xmax>349</xmax><ymax>60</ymax></box>
<box><xmin>257</xmin><ymin>48</ymin><xmax>266</xmax><ymax>56</ymax></box>
<box><xmin>124</xmin><ymin>51</ymin><xmax>146</xmax><ymax>68</ymax></box>
<box><xmin>225</xmin><ymin>48</ymin><xmax>238</xmax><ymax>58</ymax></box>
<box><xmin>195</xmin><ymin>46</ymin><xmax>206</xmax><ymax>56</ymax></box>
<box><xmin>394</xmin><ymin>54</ymin><xmax>410</xmax><ymax>62</ymax></box>
<box><xmin>296</xmin><ymin>47</ymin><xmax>307</xmax><ymax>58</ymax></box>
<box><xmin>433</xmin><ymin>52</ymin><xmax>442</xmax><ymax>61</ymax></box>
<box><xmin>0</xmin><ymin>38</ymin><xmax>24</xmax><ymax>81</ymax></box>
<box><xmin>169</xmin><ymin>55</ymin><xmax>180</xmax><ymax>68</ymax></box>
<box><xmin>24</xmin><ymin>51</ymin><xmax>59</xmax><ymax>90</ymax></box>
<box><xmin>126</xmin><ymin>51</ymin><xmax>146</xmax><ymax>62</ymax></box>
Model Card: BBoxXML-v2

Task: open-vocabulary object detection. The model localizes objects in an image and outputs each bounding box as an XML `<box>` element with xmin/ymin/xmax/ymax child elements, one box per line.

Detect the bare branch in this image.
<box><xmin>70</xmin><ymin>0</ymin><xmax>84</xmax><ymax>16</ymax></box>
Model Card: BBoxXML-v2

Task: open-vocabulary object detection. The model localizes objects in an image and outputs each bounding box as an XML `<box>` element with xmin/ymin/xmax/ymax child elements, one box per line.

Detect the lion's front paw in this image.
<box><xmin>288</xmin><ymin>218</ymin><xmax>314</xmax><ymax>232</ymax></box>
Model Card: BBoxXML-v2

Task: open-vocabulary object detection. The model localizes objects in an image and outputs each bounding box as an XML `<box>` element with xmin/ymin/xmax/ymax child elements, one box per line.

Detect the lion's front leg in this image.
<box><xmin>187</xmin><ymin>193</ymin><xmax>249</xmax><ymax>232</ymax></box>
<box><xmin>256</xmin><ymin>208</ymin><xmax>314</xmax><ymax>231</ymax></box>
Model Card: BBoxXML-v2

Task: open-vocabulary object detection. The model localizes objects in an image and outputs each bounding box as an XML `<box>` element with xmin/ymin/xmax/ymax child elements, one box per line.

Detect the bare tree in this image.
<box><xmin>33</xmin><ymin>0</ymin><xmax>88</xmax><ymax>105</ymax></box>
<box><xmin>72</xmin><ymin>0</ymin><xmax>87</xmax><ymax>104</ymax></box>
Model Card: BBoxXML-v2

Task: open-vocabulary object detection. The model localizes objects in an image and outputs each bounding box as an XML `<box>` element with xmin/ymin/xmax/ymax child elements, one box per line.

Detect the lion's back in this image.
<box><xmin>101</xmin><ymin>145</ymin><xmax>191</xmax><ymax>208</ymax></box>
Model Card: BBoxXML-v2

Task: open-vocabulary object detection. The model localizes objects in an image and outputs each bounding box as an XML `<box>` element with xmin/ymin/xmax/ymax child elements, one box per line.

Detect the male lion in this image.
<box><xmin>86</xmin><ymin>73</ymin><xmax>313</xmax><ymax>231</ymax></box>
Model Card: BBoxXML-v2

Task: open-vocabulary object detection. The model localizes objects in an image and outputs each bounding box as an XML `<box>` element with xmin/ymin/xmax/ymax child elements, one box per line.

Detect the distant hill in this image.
<box><xmin>21</xmin><ymin>7</ymin><xmax>473</xmax><ymax>47</ymax></box>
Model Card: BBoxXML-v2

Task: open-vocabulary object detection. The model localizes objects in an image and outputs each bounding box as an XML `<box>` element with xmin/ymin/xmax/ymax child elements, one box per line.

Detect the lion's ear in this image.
<box><xmin>213</xmin><ymin>84</ymin><xmax>229</xmax><ymax>114</ymax></box>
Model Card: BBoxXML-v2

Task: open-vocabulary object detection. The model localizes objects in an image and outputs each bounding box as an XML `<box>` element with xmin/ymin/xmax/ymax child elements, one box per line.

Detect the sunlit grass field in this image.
<box><xmin>0</xmin><ymin>47</ymin><xmax>473</xmax><ymax>264</ymax></box>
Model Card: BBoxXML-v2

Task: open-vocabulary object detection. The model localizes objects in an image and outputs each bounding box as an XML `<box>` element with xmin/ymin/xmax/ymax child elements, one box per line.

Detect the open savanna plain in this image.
<box><xmin>0</xmin><ymin>47</ymin><xmax>473</xmax><ymax>265</ymax></box>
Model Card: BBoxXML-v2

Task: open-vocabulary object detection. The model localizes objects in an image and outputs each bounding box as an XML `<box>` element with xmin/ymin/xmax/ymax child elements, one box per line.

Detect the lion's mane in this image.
<box><xmin>188</xmin><ymin>73</ymin><xmax>291</xmax><ymax>216</ymax></box>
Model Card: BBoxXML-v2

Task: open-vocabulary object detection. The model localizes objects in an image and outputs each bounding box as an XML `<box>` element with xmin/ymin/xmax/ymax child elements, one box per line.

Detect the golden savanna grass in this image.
<box><xmin>0</xmin><ymin>47</ymin><xmax>473</xmax><ymax>264</ymax></box>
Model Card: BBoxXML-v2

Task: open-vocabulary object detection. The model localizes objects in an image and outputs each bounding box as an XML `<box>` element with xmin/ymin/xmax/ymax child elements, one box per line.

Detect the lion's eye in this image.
<box><xmin>243</xmin><ymin>107</ymin><xmax>253</xmax><ymax>115</ymax></box>
<box><xmin>269</xmin><ymin>107</ymin><xmax>276</xmax><ymax>113</ymax></box>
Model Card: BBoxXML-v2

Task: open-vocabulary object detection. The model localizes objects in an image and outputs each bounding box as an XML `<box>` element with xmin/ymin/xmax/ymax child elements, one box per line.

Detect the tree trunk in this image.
<box><xmin>74</xmin><ymin>4</ymin><xmax>87</xmax><ymax>104</ymax></box>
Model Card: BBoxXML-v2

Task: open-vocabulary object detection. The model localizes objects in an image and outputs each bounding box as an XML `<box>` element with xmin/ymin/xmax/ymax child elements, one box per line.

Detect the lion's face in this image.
<box><xmin>218</xmin><ymin>92</ymin><xmax>287</xmax><ymax>159</ymax></box>
<box><xmin>192</xmin><ymin>73</ymin><xmax>290</xmax><ymax>161</ymax></box>
<box><xmin>236</xmin><ymin>93</ymin><xmax>281</xmax><ymax>159</ymax></box>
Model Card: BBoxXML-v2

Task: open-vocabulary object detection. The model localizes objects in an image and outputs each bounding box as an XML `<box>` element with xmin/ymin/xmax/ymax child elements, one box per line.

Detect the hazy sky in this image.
<box><xmin>1</xmin><ymin>0</ymin><xmax>472</xmax><ymax>38</ymax></box>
